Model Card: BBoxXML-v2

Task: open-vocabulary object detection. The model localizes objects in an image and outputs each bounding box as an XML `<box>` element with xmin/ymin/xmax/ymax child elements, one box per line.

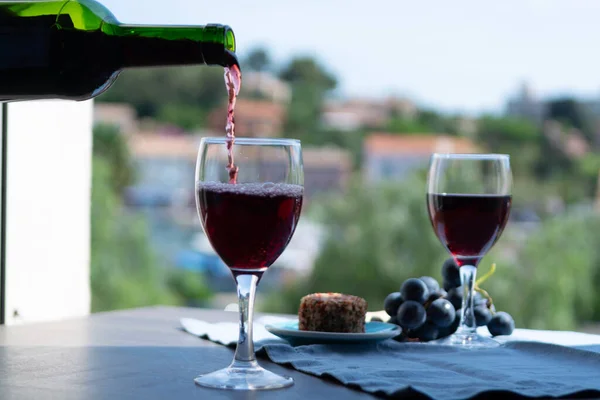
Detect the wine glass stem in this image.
<box><xmin>458</xmin><ymin>265</ymin><xmax>477</xmax><ymax>334</ymax></box>
<box><xmin>233</xmin><ymin>274</ymin><xmax>259</xmax><ymax>365</ymax></box>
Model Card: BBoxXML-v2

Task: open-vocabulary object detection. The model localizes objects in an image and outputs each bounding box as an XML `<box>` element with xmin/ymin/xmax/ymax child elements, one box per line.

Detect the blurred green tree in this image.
<box><xmin>578</xmin><ymin>153</ymin><xmax>600</xmax><ymax>181</ymax></box>
<box><xmin>386</xmin><ymin>117</ymin><xmax>432</xmax><ymax>134</ymax></box>
<box><xmin>484</xmin><ymin>211</ymin><xmax>600</xmax><ymax>330</ymax></box>
<box><xmin>279</xmin><ymin>56</ymin><xmax>337</xmax><ymax>90</ymax></box>
<box><xmin>475</xmin><ymin>116</ymin><xmax>543</xmax><ymax>182</ymax></box>
<box><xmin>473</xmin><ymin>115</ymin><xmax>596</xmax><ymax>204</ymax></box>
<box><xmin>546</xmin><ymin>98</ymin><xmax>595</xmax><ymax>143</ymax></box>
<box><xmin>244</xmin><ymin>47</ymin><xmax>271</xmax><ymax>72</ymax></box>
<box><xmin>279</xmin><ymin>56</ymin><xmax>337</xmax><ymax>136</ymax></box>
<box><xmin>167</xmin><ymin>269</ymin><xmax>214</xmax><ymax>307</ymax></box>
<box><xmin>261</xmin><ymin>171</ymin><xmax>600</xmax><ymax>331</ymax></box>
<box><xmin>91</xmin><ymin>125</ymin><xmax>212</xmax><ymax>312</ymax></box>
<box><xmin>284</xmin><ymin>84</ymin><xmax>325</xmax><ymax>136</ymax></box>
<box><xmin>157</xmin><ymin>104</ymin><xmax>207</xmax><ymax>131</ymax></box>
<box><xmin>418</xmin><ymin>110</ymin><xmax>454</xmax><ymax>134</ymax></box>
<box><xmin>477</xmin><ymin>116</ymin><xmax>539</xmax><ymax>150</ymax></box>
<box><xmin>98</xmin><ymin>66</ymin><xmax>225</xmax><ymax>129</ymax></box>
<box><xmin>385</xmin><ymin>110</ymin><xmax>460</xmax><ymax>136</ymax></box>
<box><xmin>261</xmin><ymin>174</ymin><xmax>447</xmax><ymax>314</ymax></box>
<box><xmin>92</xmin><ymin>123</ymin><xmax>134</xmax><ymax>195</ymax></box>
<box><xmin>90</xmin><ymin>156</ymin><xmax>179</xmax><ymax>311</ymax></box>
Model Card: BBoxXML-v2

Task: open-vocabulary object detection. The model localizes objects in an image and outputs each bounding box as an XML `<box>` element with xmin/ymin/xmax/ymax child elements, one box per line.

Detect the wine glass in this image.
<box><xmin>194</xmin><ymin>137</ymin><xmax>303</xmax><ymax>390</ymax></box>
<box><xmin>426</xmin><ymin>154</ymin><xmax>512</xmax><ymax>347</ymax></box>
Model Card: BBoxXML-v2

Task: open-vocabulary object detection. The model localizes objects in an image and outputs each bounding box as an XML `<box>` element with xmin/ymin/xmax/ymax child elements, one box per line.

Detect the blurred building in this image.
<box><xmin>322</xmin><ymin>97</ymin><xmax>416</xmax><ymax>132</ymax></box>
<box><xmin>125</xmin><ymin>132</ymin><xmax>201</xmax><ymax>207</ymax></box>
<box><xmin>505</xmin><ymin>82</ymin><xmax>545</xmax><ymax>125</ymax></box>
<box><xmin>455</xmin><ymin>117</ymin><xmax>478</xmax><ymax>138</ymax></box>
<box><xmin>208</xmin><ymin>99</ymin><xmax>286</xmax><ymax>137</ymax></box>
<box><xmin>543</xmin><ymin>121</ymin><xmax>590</xmax><ymax>159</ymax></box>
<box><xmin>302</xmin><ymin>147</ymin><xmax>352</xmax><ymax>200</ymax></box>
<box><xmin>125</xmin><ymin>131</ymin><xmax>351</xmax><ymax>206</ymax></box>
<box><xmin>364</xmin><ymin>134</ymin><xmax>479</xmax><ymax>182</ymax></box>
<box><xmin>93</xmin><ymin>102</ymin><xmax>138</xmax><ymax>133</ymax></box>
<box><xmin>243</xmin><ymin>72</ymin><xmax>292</xmax><ymax>104</ymax></box>
<box><xmin>384</xmin><ymin>97</ymin><xmax>419</xmax><ymax>119</ymax></box>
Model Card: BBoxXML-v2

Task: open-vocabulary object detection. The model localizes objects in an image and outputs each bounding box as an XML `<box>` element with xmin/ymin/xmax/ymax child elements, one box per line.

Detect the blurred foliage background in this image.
<box><xmin>91</xmin><ymin>124</ymin><xmax>212</xmax><ymax>312</ymax></box>
<box><xmin>93</xmin><ymin>46</ymin><xmax>600</xmax><ymax>332</ymax></box>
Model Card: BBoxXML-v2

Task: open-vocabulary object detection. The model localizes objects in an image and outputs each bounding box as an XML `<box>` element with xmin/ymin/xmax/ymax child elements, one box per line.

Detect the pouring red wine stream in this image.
<box><xmin>224</xmin><ymin>62</ymin><xmax>242</xmax><ymax>184</ymax></box>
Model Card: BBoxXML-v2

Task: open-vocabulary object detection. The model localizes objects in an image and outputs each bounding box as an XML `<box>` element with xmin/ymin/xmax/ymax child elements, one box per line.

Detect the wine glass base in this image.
<box><xmin>195</xmin><ymin>362</ymin><xmax>294</xmax><ymax>391</ymax></box>
<box><xmin>432</xmin><ymin>332</ymin><xmax>500</xmax><ymax>348</ymax></box>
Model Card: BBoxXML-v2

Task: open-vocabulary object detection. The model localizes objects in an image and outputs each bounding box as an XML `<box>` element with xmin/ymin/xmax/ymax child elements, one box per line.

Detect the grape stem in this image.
<box><xmin>474</xmin><ymin>263</ymin><xmax>496</xmax><ymax>314</ymax></box>
<box><xmin>474</xmin><ymin>286</ymin><xmax>495</xmax><ymax>314</ymax></box>
<box><xmin>475</xmin><ymin>263</ymin><xmax>496</xmax><ymax>286</ymax></box>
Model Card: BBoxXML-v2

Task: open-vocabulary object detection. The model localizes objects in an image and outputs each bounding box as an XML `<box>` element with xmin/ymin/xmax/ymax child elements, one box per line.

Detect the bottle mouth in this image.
<box><xmin>224</xmin><ymin>25</ymin><xmax>239</xmax><ymax>69</ymax></box>
<box><xmin>203</xmin><ymin>24</ymin><xmax>238</xmax><ymax>67</ymax></box>
<box><xmin>225</xmin><ymin>26</ymin><xmax>236</xmax><ymax>53</ymax></box>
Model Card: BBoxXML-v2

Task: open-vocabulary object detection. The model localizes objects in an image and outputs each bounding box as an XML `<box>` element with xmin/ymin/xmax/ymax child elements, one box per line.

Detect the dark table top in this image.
<box><xmin>0</xmin><ymin>306</ymin><xmax>377</xmax><ymax>400</ymax></box>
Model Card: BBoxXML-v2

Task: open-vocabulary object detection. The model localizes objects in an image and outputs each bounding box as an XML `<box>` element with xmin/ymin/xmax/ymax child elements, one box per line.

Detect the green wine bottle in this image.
<box><xmin>0</xmin><ymin>0</ymin><xmax>238</xmax><ymax>101</ymax></box>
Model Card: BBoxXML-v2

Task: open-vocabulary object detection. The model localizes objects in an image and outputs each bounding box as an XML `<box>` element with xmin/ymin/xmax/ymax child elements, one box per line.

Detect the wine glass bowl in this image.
<box><xmin>427</xmin><ymin>193</ymin><xmax>511</xmax><ymax>268</ymax></box>
<box><xmin>426</xmin><ymin>154</ymin><xmax>512</xmax><ymax>347</ymax></box>
<box><xmin>197</xmin><ymin>181</ymin><xmax>303</xmax><ymax>272</ymax></box>
<box><xmin>194</xmin><ymin>137</ymin><xmax>303</xmax><ymax>390</ymax></box>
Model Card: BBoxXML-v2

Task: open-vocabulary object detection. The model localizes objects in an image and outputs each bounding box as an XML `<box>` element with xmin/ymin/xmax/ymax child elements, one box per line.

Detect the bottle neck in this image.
<box><xmin>112</xmin><ymin>24</ymin><xmax>237</xmax><ymax>69</ymax></box>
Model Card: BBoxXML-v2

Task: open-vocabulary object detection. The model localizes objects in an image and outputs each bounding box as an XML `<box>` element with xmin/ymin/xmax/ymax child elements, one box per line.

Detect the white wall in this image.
<box><xmin>4</xmin><ymin>100</ymin><xmax>93</xmax><ymax>325</ymax></box>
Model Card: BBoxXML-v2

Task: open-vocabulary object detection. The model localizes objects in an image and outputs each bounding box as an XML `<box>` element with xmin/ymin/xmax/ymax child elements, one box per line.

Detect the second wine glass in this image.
<box><xmin>426</xmin><ymin>153</ymin><xmax>512</xmax><ymax>348</ymax></box>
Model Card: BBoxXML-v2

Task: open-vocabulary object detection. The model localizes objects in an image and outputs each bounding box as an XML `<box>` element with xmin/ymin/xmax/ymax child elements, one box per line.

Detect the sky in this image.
<box><xmin>100</xmin><ymin>0</ymin><xmax>600</xmax><ymax>115</ymax></box>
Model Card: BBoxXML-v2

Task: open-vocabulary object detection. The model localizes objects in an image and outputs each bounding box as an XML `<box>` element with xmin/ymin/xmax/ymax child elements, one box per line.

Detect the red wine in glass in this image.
<box><xmin>197</xmin><ymin>182</ymin><xmax>303</xmax><ymax>273</ymax></box>
<box><xmin>427</xmin><ymin>193</ymin><xmax>512</xmax><ymax>267</ymax></box>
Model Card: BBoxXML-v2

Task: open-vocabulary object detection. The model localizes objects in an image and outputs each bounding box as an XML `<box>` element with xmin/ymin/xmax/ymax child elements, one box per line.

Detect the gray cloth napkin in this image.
<box><xmin>181</xmin><ymin>317</ymin><xmax>600</xmax><ymax>400</ymax></box>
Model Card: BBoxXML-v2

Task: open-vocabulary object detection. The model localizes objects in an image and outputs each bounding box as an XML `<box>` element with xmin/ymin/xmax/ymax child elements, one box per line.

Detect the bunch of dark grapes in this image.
<box><xmin>382</xmin><ymin>258</ymin><xmax>515</xmax><ymax>342</ymax></box>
